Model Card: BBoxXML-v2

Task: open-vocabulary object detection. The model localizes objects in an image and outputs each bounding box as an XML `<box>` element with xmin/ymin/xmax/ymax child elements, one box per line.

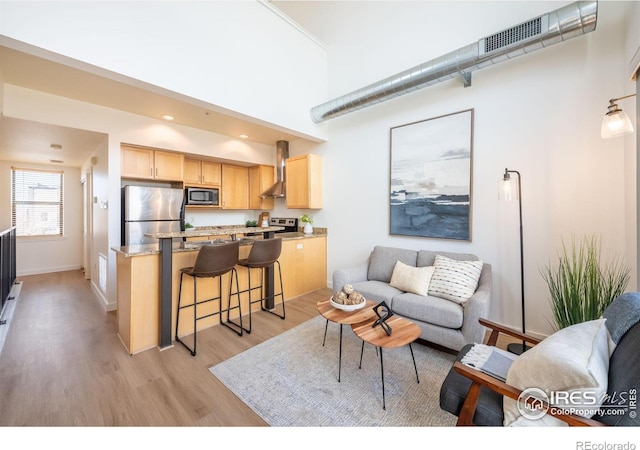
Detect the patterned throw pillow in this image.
<box><xmin>427</xmin><ymin>255</ymin><xmax>483</xmax><ymax>304</ymax></box>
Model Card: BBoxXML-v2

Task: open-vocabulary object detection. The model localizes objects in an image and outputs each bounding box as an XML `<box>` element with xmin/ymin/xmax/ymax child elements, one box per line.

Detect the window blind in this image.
<box><xmin>11</xmin><ymin>167</ymin><xmax>64</xmax><ymax>237</ymax></box>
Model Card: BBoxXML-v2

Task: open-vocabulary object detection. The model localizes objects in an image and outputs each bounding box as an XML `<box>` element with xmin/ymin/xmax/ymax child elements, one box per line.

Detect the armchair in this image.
<box><xmin>439</xmin><ymin>293</ymin><xmax>640</xmax><ymax>426</ymax></box>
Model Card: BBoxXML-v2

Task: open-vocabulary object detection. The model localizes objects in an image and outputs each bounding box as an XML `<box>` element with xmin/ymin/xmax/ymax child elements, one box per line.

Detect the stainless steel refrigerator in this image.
<box><xmin>121</xmin><ymin>185</ymin><xmax>185</xmax><ymax>246</ymax></box>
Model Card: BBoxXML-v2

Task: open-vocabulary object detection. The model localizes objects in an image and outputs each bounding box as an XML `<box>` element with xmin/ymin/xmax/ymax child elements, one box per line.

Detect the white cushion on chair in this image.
<box><xmin>503</xmin><ymin>318</ymin><xmax>610</xmax><ymax>426</ymax></box>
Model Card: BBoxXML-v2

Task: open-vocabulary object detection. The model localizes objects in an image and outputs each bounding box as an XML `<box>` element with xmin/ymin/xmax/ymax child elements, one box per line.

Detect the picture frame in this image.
<box><xmin>389</xmin><ymin>109</ymin><xmax>474</xmax><ymax>241</ymax></box>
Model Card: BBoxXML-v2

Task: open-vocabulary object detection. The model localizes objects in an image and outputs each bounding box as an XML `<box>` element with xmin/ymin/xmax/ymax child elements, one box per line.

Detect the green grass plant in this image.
<box><xmin>540</xmin><ymin>235</ymin><xmax>630</xmax><ymax>330</ymax></box>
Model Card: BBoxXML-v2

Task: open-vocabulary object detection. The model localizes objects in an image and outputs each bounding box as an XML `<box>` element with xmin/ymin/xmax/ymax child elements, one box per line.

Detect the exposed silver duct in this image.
<box><xmin>261</xmin><ymin>140</ymin><xmax>289</xmax><ymax>198</ymax></box>
<box><xmin>310</xmin><ymin>0</ymin><xmax>598</xmax><ymax>123</ymax></box>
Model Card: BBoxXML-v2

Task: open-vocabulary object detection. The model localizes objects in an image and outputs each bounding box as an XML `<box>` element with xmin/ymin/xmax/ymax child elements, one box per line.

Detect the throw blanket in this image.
<box><xmin>461</xmin><ymin>343</ymin><xmax>517</xmax><ymax>382</ymax></box>
<box><xmin>602</xmin><ymin>292</ymin><xmax>640</xmax><ymax>344</ymax></box>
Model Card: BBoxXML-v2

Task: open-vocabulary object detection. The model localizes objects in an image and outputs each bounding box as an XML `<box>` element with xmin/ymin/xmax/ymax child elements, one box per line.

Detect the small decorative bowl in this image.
<box><xmin>330</xmin><ymin>296</ymin><xmax>366</xmax><ymax>311</ymax></box>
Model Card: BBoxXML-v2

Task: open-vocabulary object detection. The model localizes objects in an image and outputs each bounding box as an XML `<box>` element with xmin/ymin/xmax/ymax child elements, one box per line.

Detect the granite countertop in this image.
<box><xmin>144</xmin><ymin>225</ymin><xmax>285</xmax><ymax>239</ymax></box>
<box><xmin>112</xmin><ymin>226</ymin><xmax>327</xmax><ymax>258</ymax></box>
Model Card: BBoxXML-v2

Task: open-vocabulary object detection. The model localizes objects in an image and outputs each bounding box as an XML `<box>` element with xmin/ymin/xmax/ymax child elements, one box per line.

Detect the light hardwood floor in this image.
<box><xmin>0</xmin><ymin>270</ymin><xmax>515</xmax><ymax>428</ymax></box>
<box><xmin>0</xmin><ymin>270</ymin><xmax>326</xmax><ymax>426</ymax></box>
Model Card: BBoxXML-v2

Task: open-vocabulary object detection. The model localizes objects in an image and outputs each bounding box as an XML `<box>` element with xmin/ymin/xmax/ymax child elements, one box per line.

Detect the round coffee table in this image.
<box><xmin>316</xmin><ymin>299</ymin><xmax>377</xmax><ymax>382</ymax></box>
<box><xmin>351</xmin><ymin>315</ymin><xmax>421</xmax><ymax>410</ymax></box>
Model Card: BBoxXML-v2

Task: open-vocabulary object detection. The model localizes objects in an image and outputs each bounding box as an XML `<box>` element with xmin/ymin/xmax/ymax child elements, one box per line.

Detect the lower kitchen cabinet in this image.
<box><xmin>114</xmin><ymin>235</ymin><xmax>327</xmax><ymax>354</ymax></box>
<box><xmin>279</xmin><ymin>236</ymin><xmax>327</xmax><ymax>299</ymax></box>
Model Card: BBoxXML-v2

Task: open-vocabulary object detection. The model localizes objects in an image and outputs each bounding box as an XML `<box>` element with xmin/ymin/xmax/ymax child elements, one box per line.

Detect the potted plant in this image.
<box><xmin>184</xmin><ymin>222</ymin><xmax>195</xmax><ymax>231</ymax></box>
<box><xmin>540</xmin><ymin>235</ymin><xmax>630</xmax><ymax>330</ymax></box>
<box><xmin>300</xmin><ymin>214</ymin><xmax>314</xmax><ymax>234</ymax></box>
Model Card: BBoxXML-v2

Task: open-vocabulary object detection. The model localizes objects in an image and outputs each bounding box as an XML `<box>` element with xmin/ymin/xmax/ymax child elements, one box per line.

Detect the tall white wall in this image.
<box><xmin>0</xmin><ymin>0</ymin><xmax>328</xmax><ymax>141</ymax></box>
<box><xmin>280</xmin><ymin>1</ymin><xmax>637</xmax><ymax>337</ymax></box>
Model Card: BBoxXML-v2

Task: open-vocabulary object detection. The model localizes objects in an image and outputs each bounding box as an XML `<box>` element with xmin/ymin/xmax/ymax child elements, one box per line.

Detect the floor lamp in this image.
<box><xmin>501</xmin><ymin>168</ymin><xmax>531</xmax><ymax>355</ymax></box>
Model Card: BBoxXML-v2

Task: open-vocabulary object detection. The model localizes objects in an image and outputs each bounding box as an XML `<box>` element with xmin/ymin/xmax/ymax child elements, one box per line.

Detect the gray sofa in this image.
<box><xmin>332</xmin><ymin>245</ymin><xmax>492</xmax><ymax>352</ymax></box>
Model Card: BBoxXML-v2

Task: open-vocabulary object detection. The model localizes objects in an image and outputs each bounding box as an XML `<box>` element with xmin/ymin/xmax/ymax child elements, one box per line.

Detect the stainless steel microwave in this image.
<box><xmin>185</xmin><ymin>187</ymin><xmax>219</xmax><ymax>206</ymax></box>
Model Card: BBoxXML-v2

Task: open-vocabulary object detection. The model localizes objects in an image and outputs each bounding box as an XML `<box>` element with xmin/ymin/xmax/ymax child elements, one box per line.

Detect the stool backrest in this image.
<box><xmin>247</xmin><ymin>238</ymin><xmax>282</xmax><ymax>267</ymax></box>
<box><xmin>192</xmin><ymin>241</ymin><xmax>240</xmax><ymax>277</ymax></box>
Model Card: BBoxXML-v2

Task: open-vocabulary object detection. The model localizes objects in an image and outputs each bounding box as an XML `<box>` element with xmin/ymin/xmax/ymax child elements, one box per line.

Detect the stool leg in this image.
<box><xmin>221</xmin><ymin>268</ymin><xmax>243</xmax><ymax>336</ymax></box>
<box><xmin>175</xmin><ymin>272</ymin><xmax>184</xmax><ymax>341</ymax></box>
<box><xmin>191</xmin><ymin>276</ymin><xmax>197</xmax><ymax>356</ymax></box>
<box><xmin>175</xmin><ymin>272</ymin><xmax>196</xmax><ymax>356</ymax></box>
<box><xmin>260</xmin><ymin>261</ymin><xmax>285</xmax><ymax>320</ymax></box>
<box><xmin>227</xmin><ymin>267</ymin><xmax>252</xmax><ymax>334</ymax></box>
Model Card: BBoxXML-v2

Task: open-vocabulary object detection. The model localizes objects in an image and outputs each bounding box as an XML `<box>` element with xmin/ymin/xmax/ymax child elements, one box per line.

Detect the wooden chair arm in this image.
<box><xmin>453</xmin><ymin>361</ymin><xmax>605</xmax><ymax>427</ymax></box>
<box><xmin>479</xmin><ymin>318</ymin><xmax>543</xmax><ymax>347</ymax></box>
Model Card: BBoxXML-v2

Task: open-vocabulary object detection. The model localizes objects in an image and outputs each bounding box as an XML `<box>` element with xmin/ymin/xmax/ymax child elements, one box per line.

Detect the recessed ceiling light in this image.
<box><xmin>49</xmin><ymin>159</ymin><xmax>64</xmax><ymax>164</ymax></box>
<box><xmin>162</xmin><ymin>114</ymin><xmax>175</xmax><ymax>121</ymax></box>
<box><xmin>239</xmin><ymin>134</ymin><xmax>249</xmax><ymax>139</ymax></box>
<box><xmin>50</xmin><ymin>144</ymin><xmax>62</xmax><ymax>151</ymax></box>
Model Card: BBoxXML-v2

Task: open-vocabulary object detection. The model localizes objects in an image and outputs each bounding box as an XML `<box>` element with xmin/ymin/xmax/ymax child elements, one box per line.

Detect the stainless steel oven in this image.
<box><xmin>269</xmin><ymin>217</ymin><xmax>298</xmax><ymax>233</ymax></box>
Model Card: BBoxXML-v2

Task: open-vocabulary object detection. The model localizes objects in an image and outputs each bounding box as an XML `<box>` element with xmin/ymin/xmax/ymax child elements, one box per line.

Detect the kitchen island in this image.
<box><xmin>112</xmin><ymin>226</ymin><xmax>327</xmax><ymax>354</ymax></box>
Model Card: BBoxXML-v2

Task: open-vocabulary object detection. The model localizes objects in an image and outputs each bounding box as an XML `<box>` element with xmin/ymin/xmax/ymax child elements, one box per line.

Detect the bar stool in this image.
<box><xmin>175</xmin><ymin>241</ymin><xmax>243</xmax><ymax>356</ymax></box>
<box><xmin>232</xmin><ymin>238</ymin><xmax>285</xmax><ymax>334</ymax></box>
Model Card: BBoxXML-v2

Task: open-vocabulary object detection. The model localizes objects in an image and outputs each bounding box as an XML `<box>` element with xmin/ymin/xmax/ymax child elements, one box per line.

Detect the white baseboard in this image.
<box><xmin>91</xmin><ymin>280</ymin><xmax>116</xmax><ymax>312</ymax></box>
<box><xmin>17</xmin><ymin>264</ymin><xmax>82</xmax><ymax>277</ymax></box>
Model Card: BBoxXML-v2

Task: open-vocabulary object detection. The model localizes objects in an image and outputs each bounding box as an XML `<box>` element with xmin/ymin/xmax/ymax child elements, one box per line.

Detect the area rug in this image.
<box><xmin>209</xmin><ymin>316</ymin><xmax>458</xmax><ymax>426</ymax></box>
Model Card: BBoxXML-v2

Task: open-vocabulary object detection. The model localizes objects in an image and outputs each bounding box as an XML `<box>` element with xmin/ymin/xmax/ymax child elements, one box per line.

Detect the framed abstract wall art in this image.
<box><xmin>389</xmin><ymin>109</ymin><xmax>474</xmax><ymax>241</ymax></box>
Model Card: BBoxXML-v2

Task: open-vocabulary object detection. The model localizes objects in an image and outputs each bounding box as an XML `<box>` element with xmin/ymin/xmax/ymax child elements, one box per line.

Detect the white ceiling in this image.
<box><xmin>0</xmin><ymin>36</ymin><xmax>304</xmax><ymax>167</ymax></box>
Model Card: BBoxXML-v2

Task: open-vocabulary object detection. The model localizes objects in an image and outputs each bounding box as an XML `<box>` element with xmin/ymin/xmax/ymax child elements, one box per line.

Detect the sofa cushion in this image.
<box><xmin>389</xmin><ymin>261</ymin><xmax>434</xmax><ymax>296</ymax></box>
<box><xmin>504</xmin><ymin>318</ymin><xmax>610</xmax><ymax>426</ymax></box>
<box><xmin>417</xmin><ymin>250</ymin><xmax>479</xmax><ymax>267</ymax></box>
<box><xmin>391</xmin><ymin>292</ymin><xmax>463</xmax><ymax>329</ymax></box>
<box><xmin>351</xmin><ymin>280</ymin><xmax>403</xmax><ymax>304</ymax></box>
<box><xmin>428</xmin><ymin>255</ymin><xmax>483</xmax><ymax>304</ymax></box>
<box><xmin>367</xmin><ymin>246</ymin><xmax>418</xmax><ymax>283</ymax></box>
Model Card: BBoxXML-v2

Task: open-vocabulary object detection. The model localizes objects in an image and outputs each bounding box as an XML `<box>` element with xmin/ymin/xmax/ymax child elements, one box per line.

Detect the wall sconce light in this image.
<box><xmin>601</xmin><ymin>94</ymin><xmax>636</xmax><ymax>138</ymax></box>
<box><xmin>499</xmin><ymin>168</ymin><xmax>530</xmax><ymax>355</ymax></box>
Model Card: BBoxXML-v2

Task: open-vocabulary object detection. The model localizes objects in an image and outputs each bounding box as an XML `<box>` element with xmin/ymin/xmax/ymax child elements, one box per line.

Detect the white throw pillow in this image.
<box><xmin>427</xmin><ymin>255</ymin><xmax>483</xmax><ymax>304</ymax></box>
<box><xmin>503</xmin><ymin>318</ymin><xmax>610</xmax><ymax>427</ymax></box>
<box><xmin>389</xmin><ymin>261</ymin><xmax>434</xmax><ymax>296</ymax></box>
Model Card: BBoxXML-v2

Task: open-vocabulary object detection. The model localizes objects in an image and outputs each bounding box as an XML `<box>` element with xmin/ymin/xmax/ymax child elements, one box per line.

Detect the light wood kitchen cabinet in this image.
<box><xmin>249</xmin><ymin>165</ymin><xmax>275</xmax><ymax>210</ymax></box>
<box><xmin>279</xmin><ymin>236</ymin><xmax>327</xmax><ymax>298</ymax></box>
<box><xmin>285</xmin><ymin>154</ymin><xmax>322</xmax><ymax>209</ymax></box>
<box><xmin>221</xmin><ymin>164</ymin><xmax>249</xmax><ymax>209</ymax></box>
<box><xmin>184</xmin><ymin>158</ymin><xmax>221</xmax><ymax>186</ymax></box>
<box><xmin>121</xmin><ymin>145</ymin><xmax>184</xmax><ymax>181</ymax></box>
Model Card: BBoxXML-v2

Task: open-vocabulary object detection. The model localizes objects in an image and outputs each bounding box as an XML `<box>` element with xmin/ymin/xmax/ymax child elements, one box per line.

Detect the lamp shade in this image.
<box><xmin>601</xmin><ymin>103</ymin><xmax>634</xmax><ymax>138</ymax></box>
<box><xmin>499</xmin><ymin>170</ymin><xmax>519</xmax><ymax>201</ymax></box>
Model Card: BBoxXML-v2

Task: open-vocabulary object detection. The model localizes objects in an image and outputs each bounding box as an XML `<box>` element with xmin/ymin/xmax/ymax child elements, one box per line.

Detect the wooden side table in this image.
<box><xmin>316</xmin><ymin>299</ymin><xmax>377</xmax><ymax>382</ymax></box>
<box><xmin>352</xmin><ymin>315</ymin><xmax>421</xmax><ymax>410</ymax></box>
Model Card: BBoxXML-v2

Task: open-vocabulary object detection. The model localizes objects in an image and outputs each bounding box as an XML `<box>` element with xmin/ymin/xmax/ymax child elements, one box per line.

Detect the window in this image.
<box><xmin>11</xmin><ymin>167</ymin><xmax>64</xmax><ymax>237</ymax></box>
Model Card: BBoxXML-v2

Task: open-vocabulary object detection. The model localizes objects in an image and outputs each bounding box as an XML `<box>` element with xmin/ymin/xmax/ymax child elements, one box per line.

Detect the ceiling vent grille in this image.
<box><xmin>481</xmin><ymin>16</ymin><xmax>547</xmax><ymax>54</ymax></box>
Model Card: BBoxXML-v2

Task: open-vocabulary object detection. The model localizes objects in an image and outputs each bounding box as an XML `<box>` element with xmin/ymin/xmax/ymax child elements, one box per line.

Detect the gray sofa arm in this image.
<box><xmin>332</xmin><ymin>261</ymin><xmax>369</xmax><ymax>291</ymax></box>
<box><xmin>460</xmin><ymin>263</ymin><xmax>493</xmax><ymax>345</ymax></box>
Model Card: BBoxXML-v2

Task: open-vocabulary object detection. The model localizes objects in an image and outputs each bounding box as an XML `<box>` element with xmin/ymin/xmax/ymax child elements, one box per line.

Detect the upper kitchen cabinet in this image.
<box><xmin>121</xmin><ymin>145</ymin><xmax>184</xmax><ymax>181</ymax></box>
<box><xmin>184</xmin><ymin>158</ymin><xmax>221</xmax><ymax>186</ymax></box>
<box><xmin>286</xmin><ymin>154</ymin><xmax>322</xmax><ymax>209</ymax></box>
<box><xmin>221</xmin><ymin>164</ymin><xmax>249</xmax><ymax>209</ymax></box>
<box><xmin>249</xmin><ymin>165</ymin><xmax>275</xmax><ymax>210</ymax></box>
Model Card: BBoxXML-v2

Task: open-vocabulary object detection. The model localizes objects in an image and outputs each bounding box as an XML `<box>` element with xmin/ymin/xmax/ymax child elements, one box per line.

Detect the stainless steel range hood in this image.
<box><xmin>261</xmin><ymin>140</ymin><xmax>289</xmax><ymax>198</ymax></box>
